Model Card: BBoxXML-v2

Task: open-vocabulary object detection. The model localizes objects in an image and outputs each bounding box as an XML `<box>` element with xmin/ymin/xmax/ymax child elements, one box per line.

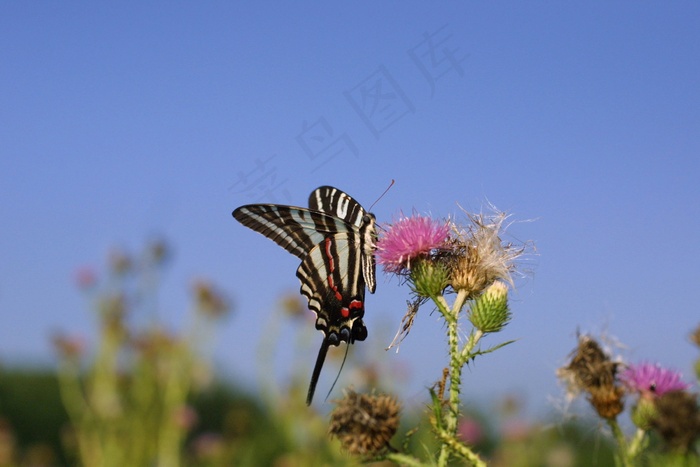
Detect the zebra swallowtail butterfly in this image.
<box><xmin>232</xmin><ymin>186</ymin><xmax>377</xmax><ymax>405</ymax></box>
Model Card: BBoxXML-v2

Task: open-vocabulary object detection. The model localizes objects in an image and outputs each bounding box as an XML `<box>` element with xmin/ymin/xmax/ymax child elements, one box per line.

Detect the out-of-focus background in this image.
<box><xmin>1</xmin><ymin>3</ymin><xmax>699</xmax><ymax>465</ymax></box>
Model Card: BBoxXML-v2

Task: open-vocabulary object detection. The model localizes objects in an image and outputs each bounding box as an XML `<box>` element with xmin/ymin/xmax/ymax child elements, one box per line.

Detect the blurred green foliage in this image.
<box><xmin>0</xmin><ymin>368</ymin><xmax>69</xmax><ymax>465</ymax></box>
<box><xmin>0</xmin><ymin>365</ymin><xmax>621</xmax><ymax>466</ymax></box>
<box><xmin>2</xmin><ymin>237</ymin><xmax>695</xmax><ymax>465</ymax></box>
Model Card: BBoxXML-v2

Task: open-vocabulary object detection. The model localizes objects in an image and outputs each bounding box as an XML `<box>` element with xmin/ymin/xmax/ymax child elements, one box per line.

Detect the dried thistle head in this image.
<box><xmin>559</xmin><ymin>335</ymin><xmax>618</xmax><ymax>391</ymax></box>
<box><xmin>146</xmin><ymin>237</ymin><xmax>170</xmax><ymax>266</ymax></box>
<box><xmin>448</xmin><ymin>211</ymin><xmax>522</xmax><ymax>298</ymax></box>
<box><xmin>588</xmin><ymin>385</ymin><xmax>625</xmax><ymax>420</ymax></box>
<box><xmin>558</xmin><ymin>335</ymin><xmax>624</xmax><ymax>419</ymax></box>
<box><xmin>192</xmin><ymin>280</ymin><xmax>230</xmax><ymax>318</ymax></box>
<box><xmin>108</xmin><ymin>248</ymin><xmax>132</xmax><ymax>276</ymax></box>
<box><xmin>278</xmin><ymin>292</ymin><xmax>306</xmax><ymax>318</ymax></box>
<box><xmin>690</xmin><ymin>323</ymin><xmax>700</xmax><ymax>348</ymax></box>
<box><xmin>649</xmin><ymin>390</ymin><xmax>700</xmax><ymax>453</ymax></box>
<box><xmin>329</xmin><ymin>390</ymin><xmax>401</xmax><ymax>457</ymax></box>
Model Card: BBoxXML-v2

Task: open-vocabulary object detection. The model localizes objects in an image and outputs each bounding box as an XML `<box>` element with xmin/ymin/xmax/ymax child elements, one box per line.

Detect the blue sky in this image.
<box><xmin>2</xmin><ymin>3</ymin><xmax>699</xmax><ymax>415</ymax></box>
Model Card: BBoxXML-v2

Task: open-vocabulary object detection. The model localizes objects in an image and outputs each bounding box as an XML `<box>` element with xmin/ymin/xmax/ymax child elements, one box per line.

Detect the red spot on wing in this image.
<box><xmin>341</xmin><ymin>307</ymin><xmax>349</xmax><ymax>318</ymax></box>
<box><xmin>324</xmin><ymin>238</ymin><xmax>335</xmax><ymax>271</ymax></box>
<box><xmin>324</xmin><ymin>237</ymin><xmax>343</xmax><ymax>301</ymax></box>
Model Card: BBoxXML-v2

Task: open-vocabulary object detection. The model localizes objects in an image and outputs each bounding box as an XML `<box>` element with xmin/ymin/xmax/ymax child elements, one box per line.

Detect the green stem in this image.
<box><xmin>436</xmin><ymin>289</ymin><xmax>471</xmax><ymax>466</ymax></box>
<box><xmin>460</xmin><ymin>329</ymin><xmax>484</xmax><ymax>366</ymax></box>
<box><xmin>57</xmin><ymin>360</ymin><xmax>99</xmax><ymax>466</ymax></box>
<box><xmin>435</xmin><ymin>428</ymin><xmax>486</xmax><ymax>467</ymax></box>
<box><xmin>627</xmin><ymin>428</ymin><xmax>646</xmax><ymax>462</ymax></box>
<box><xmin>607</xmin><ymin>418</ymin><xmax>632</xmax><ymax>467</ymax></box>
<box><xmin>382</xmin><ymin>452</ymin><xmax>426</xmax><ymax>467</ymax></box>
<box><xmin>447</xmin><ymin>289</ymin><xmax>469</xmax><ymax>425</ymax></box>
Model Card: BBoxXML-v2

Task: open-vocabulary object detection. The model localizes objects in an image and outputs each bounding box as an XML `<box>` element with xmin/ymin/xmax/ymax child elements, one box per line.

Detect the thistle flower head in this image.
<box><xmin>108</xmin><ymin>248</ymin><xmax>132</xmax><ymax>276</ymax></box>
<box><xmin>690</xmin><ymin>323</ymin><xmax>700</xmax><ymax>348</ymax></box>
<box><xmin>377</xmin><ymin>214</ymin><xmax>450</xmax><ymax>274</ymax></box>
<box><xmin>193</xmin><ymin>280</ymin><xmax>231</xmax><ymax>319</ymax></box>
<box><xmin>649</xmin><ymin>390</ymin><xmax>700</xmax><ymax>453</ymax></box>
<box><xmin>410</xmin><ymin>260</ymin><xmax>450</xmax><ymax>298</ymax></box>
<box><xmin>75</xmin><ymin>266</ymin><xmax>98</xmax><ymax>290</ymax></box>
<box><xmin>51</xmin><ymin>333</ymin><xmax>86</xmax><ymax>360</ymax></box>
<box><xmin>621</xmin><ymin>362</ymin><xmax>690</xmax><ymax>398</ymax></box>
<box><xmin>328</xmin><ymin>390</ymin><xmax>400</xmax><ymax>457</ymax></box>
<box><xmin>557</xmin><ymin>335</ymin><xmax>624</xmax><ymax>419</ymax></box>
<box><xmin>469</xmin><ymin>280</ymin><xmax>511</xmax><ymax>333</ymax></box>
<box><xmin>449</xmin><ymin>211</ymin><xmax>522</xmax><ymax>298</ymax></box>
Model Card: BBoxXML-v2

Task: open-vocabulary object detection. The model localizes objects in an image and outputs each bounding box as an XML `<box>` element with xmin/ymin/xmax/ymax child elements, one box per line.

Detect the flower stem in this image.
<box><xmin>607</xmin><ymin>418</ymin><xmax>633</xmax><ymax>467</ymax></box>
<box><xmin>435</xmin><ymin>428</ymin><xmax>486</xmax><ymax>467</ymax></box>
<box><xmin>383</xmin><ymin>452</ymin><xmax>426</xmax><ymax>467</ymax></box>
<box><xmin>627</xmin><ymin>428</ymin><xmax>646</xmax><ymax>460</ymax></box>
<box><xmin>437</xmin><ymin>289</ymin><xmax>484</xmax><ymax>466</ymax></box>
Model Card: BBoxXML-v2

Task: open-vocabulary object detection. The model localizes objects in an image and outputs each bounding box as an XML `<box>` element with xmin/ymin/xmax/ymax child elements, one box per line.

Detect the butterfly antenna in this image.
<box><xmin>368</xmin><ymin>179</ymin><xmax>395</xmax><ymax>211</ymax></box>
<box><xmin>307</xmin><ymin>339</ymin><xmax>330</xmax><ymax>405</ymax></box>
<box><xmin>325</xmin><ymin>341</ymin><xmax>351</xmax><ymax>403</ymax></box>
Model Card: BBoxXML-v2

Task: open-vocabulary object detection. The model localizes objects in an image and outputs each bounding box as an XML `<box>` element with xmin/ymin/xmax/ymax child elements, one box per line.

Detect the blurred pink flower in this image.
<box><xmin>51</xmin><ymin>334</ymin><xmax>86</xmax><ymax>359</ymax></box>
<box><xmin>172</xmin><ymin>405</ymin><xmax>199</xmax><ymax>431</ymax></box>
<box><xmin>377</xmin><ymin>214</ymin><xmax>450</xmax><ymax>274</ymax></box>
<box><xmin>501</xmin><ymin>419</ymin><xmax>532</xmax><ymax>442</ymax></box>
<box><xmin>74</xmin><ymin>267</ymin><xmax>97</xmax><ymax>289</ymax></box>
<box><xmin>457</xmin><ymin>417</ymin><xmax>484</xmax><ymax>445</ymax></box>
<box><xmin>192</xmin><ymin>432</ymin><xmax>225</xmax><ymax>460</ymax></box>
<box><xmin>621</xmin><ymin>362</ymin><xmax>689</xmax><ymax>397</ymax></box>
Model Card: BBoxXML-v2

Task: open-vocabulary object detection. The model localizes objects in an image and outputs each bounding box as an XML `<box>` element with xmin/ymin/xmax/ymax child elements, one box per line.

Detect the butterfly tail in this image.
<box><xmin>306</xmin><ymin>339</ymin><xmax>330</xmax><ymax>405</ymax></box>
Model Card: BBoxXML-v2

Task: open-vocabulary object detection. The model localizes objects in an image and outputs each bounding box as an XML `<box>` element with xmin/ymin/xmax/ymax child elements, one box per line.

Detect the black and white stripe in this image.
<box><xmin>232</xmin><ymin>186</ymin><xmax>377</xmax><ymax>404</ymax></box>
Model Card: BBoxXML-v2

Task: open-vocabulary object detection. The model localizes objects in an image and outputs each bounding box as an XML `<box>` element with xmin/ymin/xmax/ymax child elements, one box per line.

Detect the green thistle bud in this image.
<box><xmin>630</xmin><ymin>397</ymin><xmax>657</xmax><ymax>430</ymax></box>
<box><xmin>469</xmin><ymin>281</ymin><xmax>511</xmax><ymax>333</ymax></box>
<box><xmin>410</xmin><ymin>259</ymin><xmax>449</xmax><ymax>298</ymax></box>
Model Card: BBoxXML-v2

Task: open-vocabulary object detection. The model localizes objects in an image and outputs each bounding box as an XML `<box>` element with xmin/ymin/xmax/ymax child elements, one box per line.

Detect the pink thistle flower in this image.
<box><xmin>75</xmin><ymin>266</ymin><xmax>97</xmax><ymax>289</ymax></box>
<box><xmin>51</xmin><ymin>333</ymin><xmax>86</xmax><ymax>359</ymax></box>
<box><xmin>621</xmin><ymin>362</ymin><xmax>690</xmax><ymax>397</ymax></box>
<box><xmin>376</xmin><ymin>214</ymin><xmax>450</xmax><ymax>274</ymax></box>
<box><xmin>458</xmin><ymin>417</ymin><xmax>484</xmax><ymax>445</ymax></box>
<box><xmin>172</xmin><ymin>405</ymin><xmax>199</xmax><ymax>431</ymax></box>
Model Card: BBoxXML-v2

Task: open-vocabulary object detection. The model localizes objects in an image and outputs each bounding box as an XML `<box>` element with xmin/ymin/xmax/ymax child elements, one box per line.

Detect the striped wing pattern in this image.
<box><xmin>232</xmin><ymin>186</ymin><xmax>376</xmax><ymax>405</ymax></box>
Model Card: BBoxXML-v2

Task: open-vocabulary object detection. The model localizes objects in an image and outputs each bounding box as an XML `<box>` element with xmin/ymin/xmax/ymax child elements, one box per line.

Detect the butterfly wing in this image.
<box><xmin>309</xmin><ymin>186</ymin><xmax>377</xmax><ymax>293</ymax></box>
<box><xmin>309</xmin><ymin>186</ymin><xmax>367</xmax><ymax>228</ymax></box>
<box><xmin>296</xmin><ymin>234</ymin><xmax>368</xmax><ymax>404</ymax></box>
<box><xmin>233</xmin><ymin>204</ymin><xmax>356</xmax><ymax>259</ymax></box>
<box><xmin>296</xmin><ymin>233</ymin><xmax>368</xmax><ymax>342</ymax></box>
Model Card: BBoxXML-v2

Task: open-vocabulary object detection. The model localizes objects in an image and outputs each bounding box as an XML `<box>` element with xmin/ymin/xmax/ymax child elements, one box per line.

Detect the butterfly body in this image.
<box><xmin>233</xmin><ymin>186</ymin><xmax>376</xmax><ymax>404</ymax></box>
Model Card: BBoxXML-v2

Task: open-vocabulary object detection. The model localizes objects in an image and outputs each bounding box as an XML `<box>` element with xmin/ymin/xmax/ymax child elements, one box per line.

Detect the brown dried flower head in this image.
<box><xmin>589</xmin><ymin>385</ymin><xmax>625</xmax><ymax>420</ymax></box>
<box><xmin>329</xmin><ymin>390</ymin><xmax>401</xmax><ymax>457</ymax></box>
<box><xmin>193</xmin><ymin>280</ymin><xmax>230</xmax><ymax>318</ymax></box>
<box><xmin>448</xmin><ymin>211</ymin><xmax>521</xmax><ymax>298</ymax></box>
<box><xmin>147</xmin><ymin>238</ymin><xmax>170</xmax><ymax>266</ymax></box>
<box><xmin>649</xmin><ymin>390</ymin><xmax>700</xmax><ymax>453</ymax></box>
<box><xmin>108</xmin><ymin>249</ymin><xmax>132</xmax><ymax>276</ymax></box>
<box><xmin>278</xmin><ymin>292</ymin><xmax>306</xmax><ymax>318</ymax></box>
<box><xmin>690</xmin><ymin>323</ymin><xmax>700</xmax><ymax>348</ymax></box>
<box><xmin>558</xmin><ymin>335</ymin><xmax>624</xmax><ymax>419</ymax></box>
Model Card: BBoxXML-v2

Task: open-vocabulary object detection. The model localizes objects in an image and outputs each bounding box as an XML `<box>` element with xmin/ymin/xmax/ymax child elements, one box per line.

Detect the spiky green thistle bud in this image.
<box><xmin>630</xmin><ymin>397</ymin><xmax>657</xmax><ymax>430</ymax></box>
<box><xmin>410</xmin><ymin>259</ymin><xmax>449</xmax><ymax>298</ymax></box>
<box><xmin>469</xmin><ymin>281</ymin><xmax>510</xmax><ymax>333</ymax></box>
